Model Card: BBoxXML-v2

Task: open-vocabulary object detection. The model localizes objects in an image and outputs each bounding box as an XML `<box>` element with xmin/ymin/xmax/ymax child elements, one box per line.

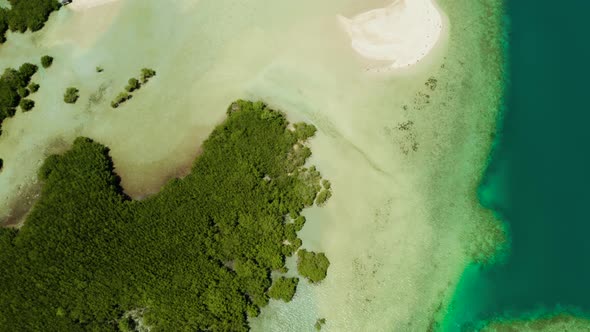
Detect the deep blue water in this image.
<box><xmin>443</xmin><ymin>0</ymin><xmax>590</xmax><ymax>330</ymax></box>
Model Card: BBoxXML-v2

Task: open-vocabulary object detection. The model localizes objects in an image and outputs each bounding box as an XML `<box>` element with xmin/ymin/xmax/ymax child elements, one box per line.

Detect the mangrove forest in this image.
<box><xmin>0</xmin><ymin>100</ymin><xmax>331</xmax><ymax>331</ymax></box>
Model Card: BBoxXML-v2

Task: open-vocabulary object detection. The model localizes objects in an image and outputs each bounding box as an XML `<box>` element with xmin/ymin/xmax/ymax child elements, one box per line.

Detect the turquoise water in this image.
<box><xmin>443</xmin><ymin>0</ymin><xmax>590</xmax><ymax>330</ymax></box>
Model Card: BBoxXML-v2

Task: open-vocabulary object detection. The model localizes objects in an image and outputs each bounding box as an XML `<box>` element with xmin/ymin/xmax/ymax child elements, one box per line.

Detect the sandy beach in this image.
<box><xmin>339</xmin><ymin>0</ymin><xmax>443</xmax><ymax>69</ymax></box>
<box><xmin>68</xmin><ymin>0</ymin><xmax>120</xmax><ymax>11</ymax></box>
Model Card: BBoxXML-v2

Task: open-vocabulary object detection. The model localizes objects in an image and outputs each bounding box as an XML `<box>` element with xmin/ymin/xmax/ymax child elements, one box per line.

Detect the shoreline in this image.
<box><xmin>338</xmin><ymin>0</ymin><xmax>443</xmax><ymax>69</ymax></box>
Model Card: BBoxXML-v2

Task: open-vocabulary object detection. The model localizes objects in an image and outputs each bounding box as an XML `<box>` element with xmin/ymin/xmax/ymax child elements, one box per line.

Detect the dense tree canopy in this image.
<box><xmin>316</xmin><ymin>189</ymin><xmax>332</xmax><ymax>206</ymax></box>
<box><xmin>16</xmin><ymin>86</ymin><xmax>28</xmax><ymax>97</ymax></box>
<box><xmin>18</xmin><ymin>62</ymin><xmax>38</xmax><ymax>80</ymax></box>
<box><xmin>0</xmin><ymin>0</ymin><xmax>60</xmax><ymax>43</ymax></box>
<box><xmin>268</xmin><ymin>277</ymin><xmax>299</xmax><ymax>302</ymax></box>
<box><xmin>0</xmin><ymin>63</ymin><xmax>39</xmax><ymax>135</ymax></box>
<box><xmin>297</xmin><ymin>249</ymin><xmax>330</xmax><ymax>283</ymax></box>
<box><xmin>0</xmin><ymin>100</ymin><xmax>331</xmax><ymax>331</ymax></box>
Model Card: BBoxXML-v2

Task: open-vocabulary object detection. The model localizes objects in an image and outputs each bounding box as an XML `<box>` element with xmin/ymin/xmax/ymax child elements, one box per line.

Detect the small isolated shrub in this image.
<box><xmin>125</xmin><ymin>78</ymin><xmax>140</xmax><ymax>92</ymax></box>
<box><xmin>111</xmin><ymin>92</ymin><xmax>131</xmax><ymax>108</ymax></box>
<box><xmin>19</xmin><ymin>99</ymin><xmax>34</xmax><ymax>111</ymax></box>
<box><xmin>96</xmin><ymin>66</ymin><xmax>104</xmax><ymax>73</ymax></box>
<box><xmin>64</xmin><ymin>87</ymin><xmax>79</xmax><ymax>104</ymax></box>
<box><xmin>315</xmin><ymin>318</ymin><xmax>327</xmax><ymax>331</ymax></box>
<box><xmin>41</xmin><ymin>55</ymin><xmax>53</xmax><ymax>68</ymax></box>
<box><xmin>140</xmin><ymin>68</ymin><xmax>156</xmax><ymax>83</ymax></box>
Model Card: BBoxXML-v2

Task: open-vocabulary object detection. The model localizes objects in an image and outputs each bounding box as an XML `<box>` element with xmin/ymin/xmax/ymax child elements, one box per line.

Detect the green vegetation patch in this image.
<box><xmin>63</xmin><ymin>87</ymin><xmax>79</xmax><ymax>104</ymax></box>
<box><xmin>111</xmin><ymin>68</ymin><xmax>156</xmax><ymax>108</ymax></box>
<box><xmin>0</xmin><ymin>62</ymin><xmax>39</xmax><ymax>134</ymax></box>
<box><xmin>18</xmin><ymin>63</ymin><xmax>37</xmax><ymax>80</ymax></box>
<box><xmin>125</xmin><ymin>78</ymin><xmax>140</xmax><ymax>92</ymax></box>
<box><xmin>0</xmin><ymin>100</ymin><xmax>330</xmax><ymax>331</ymax></box>
<box><xmin>28</xmin><ymin>82</ymin><xmax>39</xmax><ymax>93</ymax></box>
<box><xmin>111</xmin><ymin>91</ymin><xmax>130</xmax><ymax>108</ymax></box>
<box><xmin>297</xmin><ymin>249</ymin><xmax>330</xmax><ymax>283</ymax></box>
<box><xmin>315</xmin><ymin>189</ymin><xmax>332</xmax><ymax>206</ymax></box>
<box><xmin>293</xmin><ymin>215</ymin><xmax>306</xmax><ymax>231</ymax></box>
<box><xmin>19</xmin><ymin>98</ymin><xmax>33</xmax><ymax>111</ymax></box>
<box><xmin>140</xmin><ymin>68</ymin><xmax>156</xmax><ymax>83</ymax></box>
<box><xmin>16</xmin><ymin>86</ymin><xmax>27</xmax><ymax>97</ymax></box>
<box><xmin>315</xmin><ymin>318</ymin><xmax>327</xmax><ymax>330</ymax></box>
<box><xmin>40</xmin><ymin>55</ymin><xmax>53</xmax><ymax>68</ymax></box>
<box><xmin>268</xmin><ymin>277</ymin><xmax>299</xmax><ymax>302</ymax></box>
<box><xmin>0</xmin><ymin>0</ymin><xmax>60</xmax><ymax>43</ymax></box>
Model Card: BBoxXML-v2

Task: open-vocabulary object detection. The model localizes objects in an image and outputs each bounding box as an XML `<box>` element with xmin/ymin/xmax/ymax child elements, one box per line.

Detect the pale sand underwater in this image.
<box><xmin>0</xmin><ymin>0</ymin><xmax>504</xmax><ymax>330</ymax></box>
<box><xmin>68</xmin><ymin>0</ymin><xmax>121</xmax><ymax>11</ymax></box>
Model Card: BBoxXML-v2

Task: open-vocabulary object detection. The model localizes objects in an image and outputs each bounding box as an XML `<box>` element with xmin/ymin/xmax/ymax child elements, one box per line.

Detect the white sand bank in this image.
<box><xmin>339</xmin><ymin>0</ymin><xmax>443</xmax><ymax>69</ymax></box>
<box><xmin>68</xmin><ymin>0</ymin><xmax>120</xmax><ymax>11</ymax></box>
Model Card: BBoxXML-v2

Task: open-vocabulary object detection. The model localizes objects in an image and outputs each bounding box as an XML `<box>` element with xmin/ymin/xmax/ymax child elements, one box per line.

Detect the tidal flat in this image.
<box><xmin>0</xmin><ymin>0</ymin><xmax>504</xmax><ymax>330</ymax></box>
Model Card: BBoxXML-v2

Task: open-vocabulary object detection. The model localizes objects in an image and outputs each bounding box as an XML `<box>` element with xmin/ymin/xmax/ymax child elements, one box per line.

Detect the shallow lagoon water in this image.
<box><xmin>0</xmin><ymin>0</ymin><xmax>504</xmax><ymax>330</ymax></box>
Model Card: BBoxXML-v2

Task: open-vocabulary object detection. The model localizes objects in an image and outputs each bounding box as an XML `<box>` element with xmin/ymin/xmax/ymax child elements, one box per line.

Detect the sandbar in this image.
<box><xmin>338</xmin><ymin>0</ymin><xmax>443</xmax><ymax>69</ymax></box>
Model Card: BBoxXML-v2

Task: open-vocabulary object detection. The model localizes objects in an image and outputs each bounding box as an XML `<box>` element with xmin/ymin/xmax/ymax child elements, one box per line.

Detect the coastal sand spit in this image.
<box><xmin>339</xmin><ymin>0</ymin><xmax>443</xmax><ymax>69</ymax></box>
